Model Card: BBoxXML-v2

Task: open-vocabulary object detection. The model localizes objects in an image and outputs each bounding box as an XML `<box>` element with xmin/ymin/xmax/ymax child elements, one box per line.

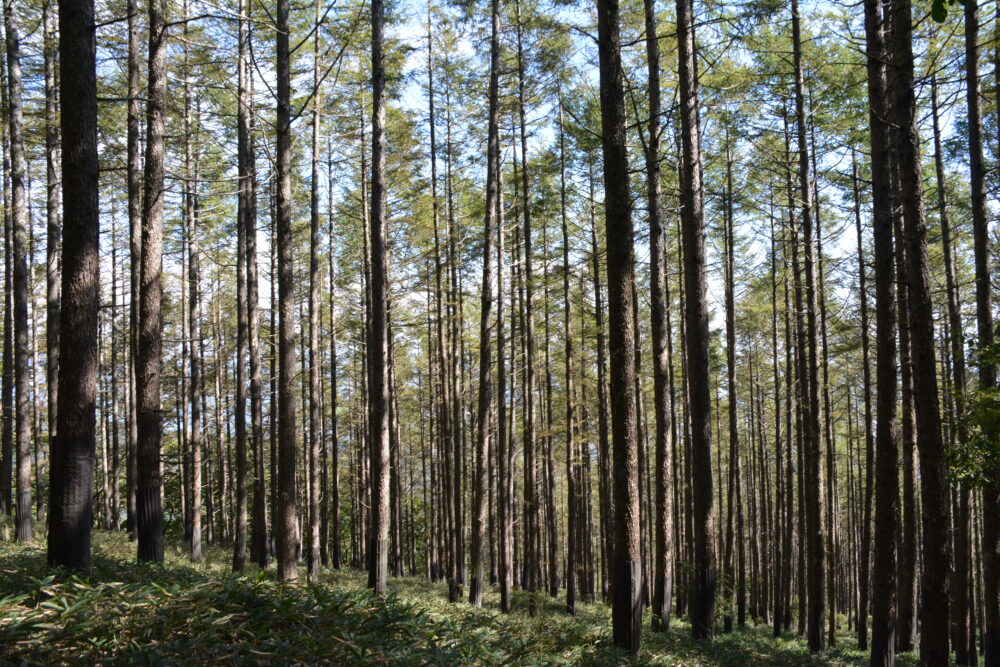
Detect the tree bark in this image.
<box><xmin>46</xmin><ymin>0</ymin><xmax>99</xmax><ymax>570</ymax></box>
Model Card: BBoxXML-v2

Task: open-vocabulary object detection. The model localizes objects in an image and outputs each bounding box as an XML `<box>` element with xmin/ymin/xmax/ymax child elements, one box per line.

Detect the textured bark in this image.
<box><xmin>864</xmin><ymin>0</ymin><xmax>899</xmax><ymax>660</ymax></box>
<box><xmin>790</xmin><ymin>0</ymin><xmax>824</xmax><ymax>649</ymax></box>
<box><xmin>136</xmin><ymin>0</ymin><xmax>167</xmax><ymax>563</ymax></box>
<box><xmin>43</xmin><ymin>4</ymin><xmax>60</xmax><ymax>460</ymax></box>
<box><xmin>676</xmin><ymin>0</ymin><xmax>715</xmax><ymax>640</ymax></box>
<box><xmin>887</xmin><ymin>0</ymin><xmax>951</xmax><ymax>661</ymax></box>
<box><xmin>307</xmin><ymin>0</ymin><xmax>323</xmax><ymax>582</ymax></box>
<box><xmin>275</xmin><ymin>0</ymin><xmax>299</xmax><ymax>582</ymax></box>
<box><xmin>560</xmin><ymin>100</ymin><xmax>577</xmax><ymax>616</ymax></box>
<box><xmin>4</xmin><ymin>0</ymin><xmax>31</xmax><ymax>543</ymax></box>
<box><xmin>646</xmin><ymin>0</ymin><xmax>672</xmax><ymax>631</ymax></box>
<box><xmin>46</xmin><ymin>0</ymin><xmax>98</xmax><ymax>570</ymax></box>
<box><xmin>597</xmin><ymin>0</ymin><xmax>642</xmax><ymax>651</ymax></box>
<box><xmin>468</xmin><ymin>0</ymin><xmax>499</xmax><ymax>610</ymax></box>
<box><xmin>851</xmin><ymin>154</ymin><xmax>875</xmax><ymax>653</ymax></box>
<box><xmin>366</xmin><ymin>0</ymin><xmax>390</xmax><ymax>595</ymax></box>
<box><xmin>326</xmin><ymin>144</ymin><xmax>340</xmax><ymax>570</ymax></box>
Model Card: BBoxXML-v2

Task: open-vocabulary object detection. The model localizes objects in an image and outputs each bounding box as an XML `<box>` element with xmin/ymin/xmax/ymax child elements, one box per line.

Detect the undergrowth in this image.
<box><xmin>0</xmin><ymin>531</ymin><xmax>918</xmax><ymax>665</ymax></box>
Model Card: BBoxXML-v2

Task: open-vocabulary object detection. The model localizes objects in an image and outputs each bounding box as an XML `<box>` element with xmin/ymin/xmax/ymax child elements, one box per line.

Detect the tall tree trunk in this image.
<box><xmin>790</xmin><ymin>0</ymin><xmax>824</xmax><ymax>648</ymax></box>
<box><xmin>307</xmin><ymin>0</ymin><xmax>323</xmax><ymax>582</ymax></box>
<box><xmin>888</xmin><ymin>0</ymin><xmax>951</xmax><ymax>660</ymax></box>
<box><xmin>851</xmin><ymin>153</ymin><xmax>875</xmax><ymax>653</ymax></box>
<box><xmin>723</xmin><ymin>139</ymin><xmax>741</xmax><ymax>635</ymax></box>
<box><xmin>559</xmin><ymin>99</ymin><xmax>578</xmax><ymax>616</ymax></box>
<box><xmin>597</xmin><ymin>0</ymin><xmax>642</xmax><ymax>651</ymax></box>
<box><xmin>676</xmin><ymin>0</ymin><xmax>716</xmax><ymax>640</ymax></box>
<box><xmin>468</xmin><ymin>0</ymin><xmax>500</xmax><ymax>610</ymax></box>
<box><xmin>4</xmin><ymin>0</ymin><xmax>32</xmax><ymax>543</ymax></box>
<box><xmin>864</xmin><ymin>0</ymin><xmax>899</xmax><ymax>660</ymax></box>
<box><xmin>965</xmin><ymin>2</ymin><xmax>1000</xmax><ymax>662</ymax></box>
<box><xmin>367</xmin><ymin>0</ymin><xmax>391</xmax><ymax>595</ymax></box>
<box><xmin>126</xmin><ymin>0</ymin><xmax>141</xmax><ymax>538</ymax></box>
<box><xmin>46</xmin><ymin>0</ymin><xmax>98</xmax><ymax>570</ymax></box>
<box><xmin>43</xmin><ymin>3</ymin><xmax>60</xmax><ymax>462</ymax></box>
<box><xmin>136</xmin><ymin>0</ymin><xmax>168</xmax><ymax>563</ymax></box>
<box><xmin>646</xmin><ymin>0</ymin><xmax>672</xmax><ymax>631</ymax></box>
<box><xmin>275</xmin><ymin>0</ymin><xmax>299</xmax><ymax>582</ymax></box>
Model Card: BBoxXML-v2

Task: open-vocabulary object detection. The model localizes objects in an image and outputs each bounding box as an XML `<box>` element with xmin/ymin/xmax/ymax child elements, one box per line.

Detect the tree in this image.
<box><xmin>367</xmin><ymin>0</ymin><xmax>391</xmax><ymax>595</ymax></box>
<box><xmin>468</xmin><ymin>0</ymin><xmax>500</xmax><ymax>610</ymax></box>
<box><xmin>275</xmin><ymin>0</ymin><xmax>299</xmax><ymax>583</ymax></box>
<box><xmin>46</xmin><ymin>0</ymin><xmax>99</xmax><ymax>570</ymax></box>
<box><xmin>597</xmin><ymin>0</ymin><xmax>642</xmax><ymax>651</ymax></box>
<box><xmin>676</xmin><ymin>0</ymin><xmax>715</xmax><ymax>640</ymax></box>
<box><xmin>136</xmin><ymin>0</ymin><xmax>168</xmax><ymax>564</ymax></box>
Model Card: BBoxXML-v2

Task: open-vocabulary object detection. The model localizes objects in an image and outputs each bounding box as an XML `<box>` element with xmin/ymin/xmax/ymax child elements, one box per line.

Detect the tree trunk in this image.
<box><xmin>468</xmin><ymin>0</ymin><xmax>500</xmax><ymax>609</ymax></box>
<box><xmin>888</xmin><ymin>0</ymin><xmax>951</xmax><ymax>660</ymax></box>
<box><xmin>367</xmin><ymin>0</ymin><xmax>391</xmax><ymax>595</ymax></box>
<box><xmin>46</xmin><ymin>0</ymin><xmax>98</xmax><ymax>570</ymax></box>
<box><xmin>597</xmin><ymin>0</ymin><xmax>642</xmax><ymax>651</ymax></box>
<box><xmin>864</xmin><ymin>0</ymin><xmax>899</xmax><ymax>659</ymax></box>
<box><xmin>135</xmin><ymin>0</ymin><xmax>168</xmax><ymax>563</ymax></box>
<box><xmin>275</xmin><ymin>0</ymin><xmax>299</xmax><ymax>582</ymax></box>
<box><xmin>646</xmin><ymin>0</ymin><xmax>672</xmax><ymax>631</ymax></box>
<box><xmin>675</xmin><ymin>0</ymin><xmax>715</xmax><ymax>640</ymax></box>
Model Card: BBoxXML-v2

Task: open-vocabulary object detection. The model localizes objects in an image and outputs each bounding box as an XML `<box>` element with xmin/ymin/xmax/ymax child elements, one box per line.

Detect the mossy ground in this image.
<box><xmin>0</xmin><ymin>530</ymin><xmax>918</xmax><ymax>665</ymax></box>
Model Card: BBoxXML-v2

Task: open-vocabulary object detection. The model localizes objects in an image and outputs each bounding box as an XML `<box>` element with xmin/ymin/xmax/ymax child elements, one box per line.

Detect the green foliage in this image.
<box><xmin>953</xmin><ymin>339</ymin><xmax>1000</xmax><ymax>485</ymax></box>
<box><xmin>1</xmin><ymin>532</ymin><xmax>917</xmax><ymax>665</ymax></box>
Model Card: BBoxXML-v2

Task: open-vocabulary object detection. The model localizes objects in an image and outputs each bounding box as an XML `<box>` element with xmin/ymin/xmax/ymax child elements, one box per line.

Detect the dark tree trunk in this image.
<box><xmin>597</xmin><ymin>0</ymin><xmax>643</xmax><ymax>651</ymax></box>
<box><xmin>468</xmin><ymin>0</ymin><xmax>500</xmax><ymax>610</ymax></box>
<box><xmin>863</xmin><ymin>0</ymin><xmax>899</xmax><ymax>660</ymax></box>
<box><xmin>43</xmin><ymin>3</ymin><xmax>60</xmax><ymax>464</ymax></box>
<box><xmin>46</xmin><ymin>0</ymin><xmax>99</xmax><ymax>570</ymax></box>
<box><xmin>676</xmin><ymin>0</ymin><xmax>716</xmax><ymax>640</ymax></box>
<box><xmin>888</xmin><ymin>0</ymin><xmax>951</xmax><ymax>660</ymax></box>
<box><xmin>136</xmin><ymin>0</ymin><xmax>168</xmax><ymax>563</ymax></box>
<box><xmin>964</xmin><ymin>2</ymin><xmax>1000</xmax><ymax>663</ymax></box>
<box><xmin>646</xmin><ymin>0</ymin><xmax>673</xmax><ymax>631</ymax></box>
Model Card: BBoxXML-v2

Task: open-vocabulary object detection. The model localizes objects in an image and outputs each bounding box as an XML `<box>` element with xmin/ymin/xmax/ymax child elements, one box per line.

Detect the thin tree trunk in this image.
<box><xmin>275</xmin><ymin>0</ymin><xmax>299</xmax><ymax>582</ymax></box>
<box><xmin>136</xmin><ymin>0</ymin><xmax>168</xmax><ymax>563</ymax></box>
<box><xmin>468</xmin><ymin>0</ymin><xmax>500</xmax><ymax>609</ymax></box>
<box><xmin>367</xmin><ymin>0</ymin><xmax>390</xmax><ymax>595</ymax></box>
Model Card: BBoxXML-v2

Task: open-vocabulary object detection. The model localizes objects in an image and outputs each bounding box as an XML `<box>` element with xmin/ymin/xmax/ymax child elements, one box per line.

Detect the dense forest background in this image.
<box><xmin>0</xmin><ymin>0</ymin><xmax>998</xmax><ymax>662</ymax></box>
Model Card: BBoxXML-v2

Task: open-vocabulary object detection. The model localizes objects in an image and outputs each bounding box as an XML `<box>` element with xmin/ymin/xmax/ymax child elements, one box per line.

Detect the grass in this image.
<box><xmin>0</xmin><ymin>531</ymin><xmax>918</xmax><ymax>665</ymax></box>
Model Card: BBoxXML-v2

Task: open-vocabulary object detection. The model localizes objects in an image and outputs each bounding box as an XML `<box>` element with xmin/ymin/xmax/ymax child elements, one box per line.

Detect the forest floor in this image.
<box><xmin>0</xmin><ymin>530</ymin><xmax>916</xmax><ymax>666</ymax></box>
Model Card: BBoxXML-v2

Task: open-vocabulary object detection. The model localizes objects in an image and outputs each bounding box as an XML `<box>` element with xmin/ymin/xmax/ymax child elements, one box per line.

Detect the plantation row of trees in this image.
<box><xmin>0</xmin><ymin>0</ymin><xmax>998</xmax><ymax>662</ymax></box>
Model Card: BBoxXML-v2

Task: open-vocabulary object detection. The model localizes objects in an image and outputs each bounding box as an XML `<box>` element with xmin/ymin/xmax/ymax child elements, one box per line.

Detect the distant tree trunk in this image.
<box><xmin>645</xmin><ymin>0</ymin><xmax>672</xmax><ymax>631</ymax></box>
<box><xmin>790</xmin><ymin>0</ymin><xmax>824</xmax><ymax>649</ymax></box>
<box><xmin>597</xmin><ymin>0</ymin><xmax>642</xmax><ymax>651</ymax></box>
<box><xmin>722</xmin><ymin>139</ymin><xmax>741</xmax><ymax>635</ymax></box>
<box><xmin>307</xmin><ymin>0</ymin><xmax>323</xmax><ymax>582</ymax></box>
<box><xmin>126</xmin><ymin>0</ymin><xmax>141</xmax><ymax>539</ymax></box>
<box><xmin>183</xmin><ymin>9</ymin><xmax>204</xmax><ymax>563</ymax></box>
<box><xmin>559</xmin><ymin>99</ymin><xmax>578</xmax><ymax>616</ymax></box>
<box><xmin>965</xmin><ymin>2</ymin><xmax>1000</xmax><ymax>662</ymax></box>
<box><xmin>4</xmin><ymin>0</ymin><xmax>32</xmax><ymax>543</ymax></box>
<box><xmin>850</xmin><ymin>153</ymin><xmax>875</xmax><ymax>653</ymax></box>
<box><xmin>863</xmin><ymin>0</ymin><xmax>899</xmax><ymax>659</ymax></box>
<box><xmin>367</xmin><ymin>0</ymin><xmax>391</xmax><ymax>595</ymax></box>
<box><xmin>675</xmin><ymin>0</ymin><xmax>715</xmax><ymax>640</ymax></box>
<box><xmin>327</xmin><ymin>142</ymin><xmax>340</xmax><ymax>570</ymax></box>
<box><xmin>136</xmin><ymin>0</ymin><xmax>168</xmax><ymax>563</ymax></box>
<box><xmin>274</xmin><ymin>0</ymin><xmax>298</xmax><ymax>582</ymax></box>
<box><xmin>468</xmin><ymin>0</ymin><xmax>500</xmax><ymax>610</ymax></box>
<box><xmin>43</xmin><ymin>3</ymin><xmax>60</xmax><ymax>462</ymax></box>
<box><xmin>933</xmin><ymin>75</ymin><xmax>975</xmax><ymax>665</ymax></box>
<box><xmin>1</xmin><ymin>67</ymin><xmax>11</xmax><ymax>518</ymax></box>
<box><xmin>888</xmin><ymin>0</ymin><xmax>951</xmax><ymax>661</ymax></box>
<box><xmin>46</xmin><ymin>0</ymin><xmax>98</xmax><ymax>570</ymax></box>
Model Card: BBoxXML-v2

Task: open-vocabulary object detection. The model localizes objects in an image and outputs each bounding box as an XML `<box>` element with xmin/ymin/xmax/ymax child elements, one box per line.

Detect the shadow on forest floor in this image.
<box><xmin>0</xmin><ymin>531</ymin><xmax>920</xmax><ymax>665</ymax></box>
